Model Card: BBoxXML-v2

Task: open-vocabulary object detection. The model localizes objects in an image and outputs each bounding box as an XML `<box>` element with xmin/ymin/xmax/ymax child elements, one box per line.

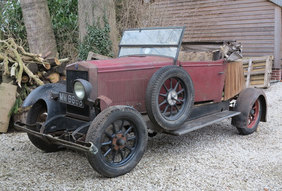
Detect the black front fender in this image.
<box><xmin>23</xmin><ymin>83</ymin><xmax>66</xmax><ymax>120</ymax></box>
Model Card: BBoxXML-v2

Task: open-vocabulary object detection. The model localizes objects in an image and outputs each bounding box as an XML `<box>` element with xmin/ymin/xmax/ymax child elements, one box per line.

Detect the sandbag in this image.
<box><xmin>0</xmin><ymin>83</ymin><xmax>17</xmax><ymax>133</ymax></box>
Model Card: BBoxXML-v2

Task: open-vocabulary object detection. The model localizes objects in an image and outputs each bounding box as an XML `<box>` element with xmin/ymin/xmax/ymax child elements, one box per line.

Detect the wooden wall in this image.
<box><xmin>143</xmin><ymin>0</ymin><xmax>278</xmax><ymax>58</ymax></box>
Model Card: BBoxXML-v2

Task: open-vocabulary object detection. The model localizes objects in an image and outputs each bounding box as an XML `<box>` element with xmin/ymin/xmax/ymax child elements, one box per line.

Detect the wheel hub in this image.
<box><xmin>112</xmin><ymin>133</ymin><xmax>127</xmax><ymax>150</ymax></box>
<box><xmin>250</xmin><ymin>109</ymin><xmax>255</xmax><ymax>115</ymax></box>
<box><xmin>167</xmin><ymin>90</ymin><xmax>177</xmax><ymax>105</ymax></box>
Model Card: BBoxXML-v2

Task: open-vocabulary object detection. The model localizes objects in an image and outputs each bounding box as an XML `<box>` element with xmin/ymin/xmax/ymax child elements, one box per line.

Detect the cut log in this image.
<box><xmin>47</xmin><ymin>72</ymin><xmax>60</xmax><ymax>83</ymax></box>
<box><xmin>43</xmin><ymin>62</ymin><xmax>51</xmax><ymax>70</ymax></box>
<box><xmin>27</xmin><ymin>63</ymin><xmax>39</xmax><ymax>74</ymax></box>
<box><xmin>52</xmin><ymin>62</ymin><xmax>67</xmax><ymax>74</ymax></box>
<box><xmin>21</xmin><ymin>75</ymin><xmax>30</xmax><ymax>83</ymax></box>
<box><xmin>59</xmin><ymin>58</ymin><xmax>69</xmax><ymax>63</ymax></box>
<box><xmin>45</xmin><ymin>57</ymin><xmax>69</xmax><ymax>66</ymax></box>
<box><xmin>22</xmin><ymin>64</ymin><xmax>44</xmax><ymax>86</ymax></box>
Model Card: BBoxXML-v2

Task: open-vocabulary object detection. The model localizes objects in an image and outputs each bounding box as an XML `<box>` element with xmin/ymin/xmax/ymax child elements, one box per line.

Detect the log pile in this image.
<box><xmin>0</xmin><ymin>38</ymin><xmax>70</xmax><ymax>132</ymax></box>
<box><xmin>0</xmin><ymin>38</ymin><xmax>69</xmax><ymax>87</ymax></box>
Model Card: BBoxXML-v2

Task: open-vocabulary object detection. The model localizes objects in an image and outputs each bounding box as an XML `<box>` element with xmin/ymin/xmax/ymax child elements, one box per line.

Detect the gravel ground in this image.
<box><xmin>0</xmin><ymin>82</ymin><xmax>281</xmax><ymax>191</ymax></box>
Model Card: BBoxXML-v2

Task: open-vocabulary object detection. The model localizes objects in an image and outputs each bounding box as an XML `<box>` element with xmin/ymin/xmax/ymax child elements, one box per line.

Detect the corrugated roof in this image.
<box><xmin>268</xmin><ymin>0</ymin><xmax>282</xmax><ymax>7</ymax></box>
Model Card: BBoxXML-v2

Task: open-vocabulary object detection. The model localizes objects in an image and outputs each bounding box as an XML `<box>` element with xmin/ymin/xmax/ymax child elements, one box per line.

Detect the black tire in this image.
<box><xmin>86</xmin><ymin>105</ymin><xmax>148</xmax><ymax>177</ymax></box>
<box><xmin>146</xmin><ymin>65</ymin><xmax>194</xmax><ymax>130</ymax></box>
<box><xmin>234</xmin><ymin>98</ymin><xmax>262</xmax><ymax>135</ymax></box>
<box><xmin>26</xmin><ymin>102</ymin><xmax>60</xmax><ymax>152</ymax></box>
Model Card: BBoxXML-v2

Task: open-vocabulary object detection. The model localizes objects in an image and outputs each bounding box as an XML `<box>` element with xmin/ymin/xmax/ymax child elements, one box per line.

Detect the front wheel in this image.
<box><xmin>86</xmin><ymin>106</ymin><xmax>148</xmax><ymax>177</ymax></box>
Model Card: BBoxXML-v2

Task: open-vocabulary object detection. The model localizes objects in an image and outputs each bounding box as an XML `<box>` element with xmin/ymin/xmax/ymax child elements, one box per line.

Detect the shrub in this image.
<box><xmin>78</xmin><ymin>16</ymin><xmax>113</xmax><ymax>60</ymax></box>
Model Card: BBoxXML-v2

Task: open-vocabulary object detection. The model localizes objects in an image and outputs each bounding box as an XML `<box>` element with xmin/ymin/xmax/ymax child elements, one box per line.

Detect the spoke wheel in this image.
<box><xmin>86</xmin><ymin>106</ymin><xmax>148</xmax><ymax>177</ymax></box>
<box><xmin>232</xmin><ymin>96</ymin><xmax>263</xmax><ymax>135</ymax></box>
<box><xmin>100</xmin><ymin>119</ymin><xmax>137</xmax><ymax>165</ymax></box>
<box><xmin>247</xmin><ymin>100</ymin><xmax>260</xmax><ymax>129</ymax></box>
<box><xmin>158</xmin><ymin>77</ymin><xmax>187</xmax><ymax>121</ymax></box>
<box><xmin>146</xmin><ymin>65</ymin><xmax>194</xmax><ymax>131</ymax></box>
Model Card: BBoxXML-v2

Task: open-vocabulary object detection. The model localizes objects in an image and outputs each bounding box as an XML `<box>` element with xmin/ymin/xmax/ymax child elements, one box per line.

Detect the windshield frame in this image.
<box><xmin>118</xmin><ymin>26</ymin><xmax>185</xmax><ymax>63</ymax></box>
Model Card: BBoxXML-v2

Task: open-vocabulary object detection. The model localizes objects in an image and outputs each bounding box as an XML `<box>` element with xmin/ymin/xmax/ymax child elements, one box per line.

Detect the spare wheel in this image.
<box><xmin>145</xmin><ymin>65</ymin><xmax>194</xmax><ymax>130</ymax></box>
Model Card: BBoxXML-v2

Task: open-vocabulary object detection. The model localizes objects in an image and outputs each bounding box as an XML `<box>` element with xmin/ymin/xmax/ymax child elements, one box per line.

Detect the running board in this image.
<box><xmin>165</xmin><ymin>111</ymin><xmax>241</xmax><ymax>136</ymax></box>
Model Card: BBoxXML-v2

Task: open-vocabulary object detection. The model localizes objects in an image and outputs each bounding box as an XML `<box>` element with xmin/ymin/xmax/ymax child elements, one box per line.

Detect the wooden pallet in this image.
<box><xmin>240</xmin><ymin>56</ymin><xmax>273</xmax><ymax>88</ymax></box>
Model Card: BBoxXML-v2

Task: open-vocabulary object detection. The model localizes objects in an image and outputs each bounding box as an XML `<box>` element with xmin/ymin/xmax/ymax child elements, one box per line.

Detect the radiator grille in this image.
<box><xmin>66</xmin><ymin>70</ymin><xmax>90</xmax><ymax>118</ymax></box>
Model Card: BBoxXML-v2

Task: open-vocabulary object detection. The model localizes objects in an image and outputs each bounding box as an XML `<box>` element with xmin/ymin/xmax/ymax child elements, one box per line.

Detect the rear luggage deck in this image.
<box><xmin>165</xmin><ymin>111</ymin><xmax>240</xmax><ymax>136</ymax></box>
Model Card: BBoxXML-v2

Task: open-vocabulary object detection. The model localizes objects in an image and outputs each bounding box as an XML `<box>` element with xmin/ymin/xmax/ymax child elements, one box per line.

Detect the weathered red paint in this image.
<box><xmin>67</xmin><ymin>56</ymin><xmax>226</xmax><ymax>112</ymax></box>
<box><xmin>94</xmin><ymin>56</ymin><xmax>173</xmax><ymax>112</ymax></box>
<box><xmin>180</xmin><ymin>59</ymin><xmax>226</xmax><ymax>102</ymax></box>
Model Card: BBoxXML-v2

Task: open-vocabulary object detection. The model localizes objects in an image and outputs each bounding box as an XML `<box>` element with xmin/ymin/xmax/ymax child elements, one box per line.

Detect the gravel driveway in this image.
<box><xmin>0</xmin><ymin>82</ymin><xmax>281</xmax><ymax>191</ymax></box>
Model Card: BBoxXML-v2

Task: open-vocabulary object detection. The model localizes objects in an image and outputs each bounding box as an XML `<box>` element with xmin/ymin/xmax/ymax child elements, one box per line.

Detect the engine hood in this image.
<box><xmin>66</xmin><ymin>56</ymin><xmax>174</xmax><ymax>112</ymax></box>
<box><xmin>66</xmin><ymin>56</ymin><xmax>174</xmax><ymax>72</ymax></box>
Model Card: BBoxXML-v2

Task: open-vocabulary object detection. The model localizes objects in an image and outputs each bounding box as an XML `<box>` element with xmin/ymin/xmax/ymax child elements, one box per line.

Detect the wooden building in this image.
<box><xmin>143</xmin><ymin>0</ymin><xmax>282</xmax><ymax>80</ymax></box>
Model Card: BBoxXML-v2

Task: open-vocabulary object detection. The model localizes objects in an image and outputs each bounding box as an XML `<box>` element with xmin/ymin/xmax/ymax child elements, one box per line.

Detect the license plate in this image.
<box><xmin>59</xmin><ymin>92</ymin><xmax>84</xmax><ymax>108</ymax></box>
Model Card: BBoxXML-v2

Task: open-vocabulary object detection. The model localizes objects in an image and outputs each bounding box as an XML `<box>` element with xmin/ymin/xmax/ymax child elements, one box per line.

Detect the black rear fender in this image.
<box><xmin>232</xmin><ymin>88</ymin><xmax>267</xmax><ymax>127</ymax></box>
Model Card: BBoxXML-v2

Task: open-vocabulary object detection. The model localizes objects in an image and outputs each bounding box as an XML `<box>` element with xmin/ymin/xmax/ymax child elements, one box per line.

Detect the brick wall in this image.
<box><xmin>271</xmin><ymin>68</ymin><xmax>282</xmax><ymax>81</ymax></box>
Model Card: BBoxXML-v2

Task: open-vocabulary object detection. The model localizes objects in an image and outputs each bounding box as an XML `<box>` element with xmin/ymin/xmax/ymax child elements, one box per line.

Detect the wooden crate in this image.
<box><xmin>240</xmin><ymin>56</ymin><xmax>273</xmax><ymax>88</ymax></box>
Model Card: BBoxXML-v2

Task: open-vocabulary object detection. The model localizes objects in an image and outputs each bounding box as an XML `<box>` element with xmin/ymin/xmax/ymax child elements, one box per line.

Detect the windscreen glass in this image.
<box><xmin>119</xmin><ymin>28</ymin><xmax>184</xmax><ymax>59</ymax></box>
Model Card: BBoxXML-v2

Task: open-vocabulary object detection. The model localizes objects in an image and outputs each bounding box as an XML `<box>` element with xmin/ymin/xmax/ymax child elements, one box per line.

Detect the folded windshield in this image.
<box><xmin>118</xmin><ymin>27</ymin><xmax>185</xmax><ymax>61</ymax></box>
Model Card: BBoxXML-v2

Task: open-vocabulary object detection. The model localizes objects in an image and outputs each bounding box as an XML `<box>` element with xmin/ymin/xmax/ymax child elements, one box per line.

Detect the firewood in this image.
<box><xmin>43</xmin><ymin>62</ymin><xmax>51</xmax><ymax>70</ymax></box>
<box><xmin>55</xmin><ymin>57</ymin><xmax>60</xmax><ymax>66</ymax></box>
<box><xmin>60</xmin><ymin>75</ymin><xmax>66</xmax><ymax>81</ymax></box>
<box><xmin>10</xmin><ymin>62</ymin><xmax>18</xmax><ymax>78</ymax></box>
<box><xmin>52</xmin><ymin>62</ymin><xmax>67</xmax><ymax>74</ymax></box>
<box><xmin>27</xmin><ymin>63</ymin><xmax>39</xmax><ymax>74</ymax></box>
<box><xmin>59</xmin><ymin>58</ymin><xmax>69</xmax><ymax>63</ymax></box>
<box><xmin>47</xmin><ymin>72</ymin><xmax>60</xmax><ymax>83</ymax></box>
<box><xmin>21</xmin><ymin>75</ymin><xmax>30</xmax><ymax>83</ymax></box>
<box><xmin>45</xmin><ymin>57</ymin><xmax>69</xmax><ymax>66</ymax></box>
<box><xmin>0</xmin><ymin>38</ymin><xmax>68</xmax><ymax>87</ymax></box>
<box><xmin>23</xmin><ymin>64</ymin><xmax>44</xmax><ymax>86</ymax></box>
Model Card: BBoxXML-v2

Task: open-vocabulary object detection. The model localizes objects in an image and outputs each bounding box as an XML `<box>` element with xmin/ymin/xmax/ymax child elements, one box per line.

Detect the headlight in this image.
<box><xmin>73</xmin><ymin>79</ymin><xmax>92</xmax><ymax>101</ymax></box>
<box><xmin>74</xmin><ymin>81</ymin><xmax>85</xmax><ymax>100</ymax></box>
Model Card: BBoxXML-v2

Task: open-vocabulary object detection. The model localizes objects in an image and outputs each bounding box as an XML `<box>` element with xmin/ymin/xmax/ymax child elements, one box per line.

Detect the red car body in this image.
<box><xmin>67</xmin><ymin>56</ymin><xmax>226</xmax><ymax>112</ymax></box>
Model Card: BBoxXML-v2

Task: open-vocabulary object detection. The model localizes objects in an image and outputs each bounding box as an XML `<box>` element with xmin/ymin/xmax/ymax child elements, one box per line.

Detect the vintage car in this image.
<box><xmin>15</xmin><ymin>27</ymin><xmax>267</xmax><ymax>177</ymax></box>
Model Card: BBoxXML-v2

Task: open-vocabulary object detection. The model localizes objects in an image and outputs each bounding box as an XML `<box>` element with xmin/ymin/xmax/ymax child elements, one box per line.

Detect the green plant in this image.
<box><xmin>0</xmin><ymin>0</ymin><xmax>79</xmax><ymax>59</ymax></box>
<box><xmin>47</xmin><ymin>0</ymin><xmax>79</xmax><ymax>60</ymax></box>
<box><xmin>0</xmin><ymin>0</ymin><xmax>28</xmax><ymax>48</ymax></box>
<box><xmin>79</xmin><ymin>16</ymin><xmax>113</xmax><ymax>60</ymax></box>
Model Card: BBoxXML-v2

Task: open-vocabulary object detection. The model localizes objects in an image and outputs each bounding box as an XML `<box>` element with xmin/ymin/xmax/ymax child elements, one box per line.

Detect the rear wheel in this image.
<box><xmin>86</xmin><ymin>106</ymin><xmax>148</xmax><ymax>177</ymax></box>
<box><xmin>235</xmin><ymin>99</ymin><xmax>262</xmax><ymax>135</ymax></box>
<box><xmin>27</xmin><ymin>102</ymin><xmax>60</xmax><ymax>152</ymax></box>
